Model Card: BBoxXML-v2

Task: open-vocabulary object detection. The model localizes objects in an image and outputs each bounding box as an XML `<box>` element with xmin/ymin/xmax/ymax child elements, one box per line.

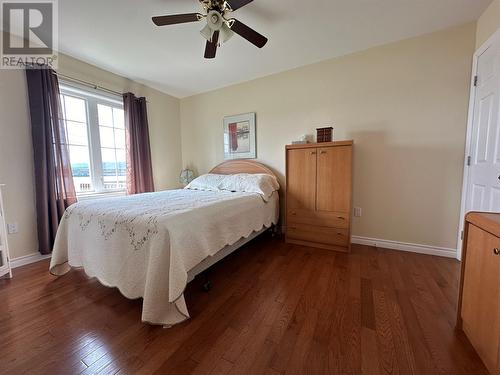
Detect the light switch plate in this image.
<box><xmin>354</xmin><ymin>207</ymin><xmax>362</xmax><ymax>217</ymax></box>
<box><xmin>7</xmin><ymin>223</ymin><xmax>18</xmax><ymax>234</ymax></box>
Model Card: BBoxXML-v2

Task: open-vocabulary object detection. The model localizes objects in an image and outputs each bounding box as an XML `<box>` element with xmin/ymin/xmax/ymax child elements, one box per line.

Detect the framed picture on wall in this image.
<box><xmin>223</xmin><ymin>113</ymin><xmax>256</xmax><ymax>160</ymax></box>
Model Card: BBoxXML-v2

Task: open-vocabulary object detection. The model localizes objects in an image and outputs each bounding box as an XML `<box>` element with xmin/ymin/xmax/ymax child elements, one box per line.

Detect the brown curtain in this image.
<box><xmin>26</xmin><ymin>67</ymin><xmax>77</xmax><ymax>255</ymax></box>
<box><xmin>123</xmin><ymin>93</ymin><xmax>155</xmax><ymax>194</ymax></box>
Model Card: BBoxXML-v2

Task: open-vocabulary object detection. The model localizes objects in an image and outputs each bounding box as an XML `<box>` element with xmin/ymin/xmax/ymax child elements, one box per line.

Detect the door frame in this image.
<box><xmin>457</xmin><ymin>28</ymin><xmax>500</xmax><ymax>260</ymax></box>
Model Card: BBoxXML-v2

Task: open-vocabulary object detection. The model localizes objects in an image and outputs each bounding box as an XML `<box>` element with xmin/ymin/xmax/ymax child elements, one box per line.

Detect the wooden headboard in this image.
<box><xmin>209</xmin><ymin>160</ymin><xmax>277</xmax><ymax>179</ymax></box>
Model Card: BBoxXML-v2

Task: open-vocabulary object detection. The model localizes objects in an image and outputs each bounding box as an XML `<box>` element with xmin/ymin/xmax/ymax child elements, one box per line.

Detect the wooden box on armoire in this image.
<box><xmin>285</xmin><ymin>141</ymin><xmax>353</xmax><ymax>252</ymax></box>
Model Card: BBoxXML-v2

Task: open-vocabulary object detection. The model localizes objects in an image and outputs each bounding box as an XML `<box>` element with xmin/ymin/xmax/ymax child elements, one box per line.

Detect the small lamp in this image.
<box><xmin>179</xmin><ymin>169</ymin><xmax>195</xmax><ymax>186</ymax></box>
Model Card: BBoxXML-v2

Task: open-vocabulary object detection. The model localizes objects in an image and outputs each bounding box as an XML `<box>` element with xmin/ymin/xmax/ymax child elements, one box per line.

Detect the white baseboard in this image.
<box><xmin>10</xmin><ymin>253</ymin><xmax>51</xmax><ymax>269</ymax></box>
<box><xmin>351</xmin><ymin>236</ymin><xmax>457</xmax><ymax>259</ymax></box>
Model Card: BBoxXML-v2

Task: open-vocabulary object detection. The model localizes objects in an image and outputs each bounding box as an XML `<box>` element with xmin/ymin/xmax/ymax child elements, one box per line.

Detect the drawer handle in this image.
<box><xmin>320</xmin><ymin>150</ymin><xmax>327</xmax><ymax>154</ymax></box>
<box><xmin>291</xmin><ymin>211</ymin><xmax>296</xmax><ymax>216</ymax></box>
<box><xmin>337</xmin><ymin>232</ymin><xmax>343</xmax><ymax>236</ymax></box>
<box><xmin>337</xmin><ymin>216</ymin><xmax>345</xmax><ymax>220</ymax></box>
<box><xmin>494</xmin><ymin>248</ymin><xmax>500</xmax><ymax>256</ymax></box>
<box><xmin>310</xmin><ymin>151</ymin><xmax>316</xmax><ymax>155</ymax></box>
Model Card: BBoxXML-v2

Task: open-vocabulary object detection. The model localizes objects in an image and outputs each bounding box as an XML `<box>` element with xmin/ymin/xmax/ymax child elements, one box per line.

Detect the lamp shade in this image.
<box><xmin>179</xmin><ymin>169</ymin><xmax>195</xmax><ymax>185</ymax></box>
<box><xmin>219</xmin><ymin>23</ymin><xmax>234</xmax><ymax>44</ymax></box>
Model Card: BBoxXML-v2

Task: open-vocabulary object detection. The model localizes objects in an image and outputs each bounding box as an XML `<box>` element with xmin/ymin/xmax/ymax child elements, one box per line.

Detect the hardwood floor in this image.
<box><xmin>0</xmin><ymin>235</ymin><xmax>488</xmax><ymax>375</ymax></box>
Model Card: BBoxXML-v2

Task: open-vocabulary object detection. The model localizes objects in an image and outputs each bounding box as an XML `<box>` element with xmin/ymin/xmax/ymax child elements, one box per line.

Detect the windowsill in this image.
<box><xmin>77</xmin><ymin>191</ymin><xmax>126</xmax><ymax>201</ymax></box>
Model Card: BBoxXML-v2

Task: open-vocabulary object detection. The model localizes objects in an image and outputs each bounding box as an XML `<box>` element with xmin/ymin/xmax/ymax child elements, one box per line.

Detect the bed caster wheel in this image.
<box><xmin>202</xmin><ymin>281</ymin><xmax>212</xmax><ymax>292</ymax></box>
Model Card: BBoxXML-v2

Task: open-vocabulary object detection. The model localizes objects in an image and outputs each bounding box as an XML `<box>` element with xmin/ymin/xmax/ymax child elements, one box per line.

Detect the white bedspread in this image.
<box><xmin>49</xmin><ymin>189</ymin><xmax>279</xmax><ymax>326</ymax></box>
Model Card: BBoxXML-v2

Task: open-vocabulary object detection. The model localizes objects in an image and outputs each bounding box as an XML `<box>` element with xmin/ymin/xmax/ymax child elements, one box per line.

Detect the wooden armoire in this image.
<box><xmin>285</xmin><ymin>141</ymin><xmax>353</xmax><ymax>252</ymax></box>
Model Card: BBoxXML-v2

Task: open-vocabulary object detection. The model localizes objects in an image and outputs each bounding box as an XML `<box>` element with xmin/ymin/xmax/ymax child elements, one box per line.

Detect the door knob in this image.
<box><xmin>494</xmin><ymin>248</ymin><xmax>500</xmax><ymax>256</ymax></box>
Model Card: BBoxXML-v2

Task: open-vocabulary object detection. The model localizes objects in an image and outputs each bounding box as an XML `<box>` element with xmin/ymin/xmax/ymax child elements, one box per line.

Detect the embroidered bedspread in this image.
<box><xmin>49</xmin><ymin>189</ymin><xmax>279</xmax><ymax>326</ymax></box>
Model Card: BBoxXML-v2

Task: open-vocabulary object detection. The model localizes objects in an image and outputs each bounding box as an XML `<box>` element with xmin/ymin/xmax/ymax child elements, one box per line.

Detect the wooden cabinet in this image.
<box><xmin>285</xmin><ymin>141</ymin><xmax>353</xmax><ymax>252</ymax></box>
<box><xmin>457</xmin><ymin>212</ymin><xmax>500</xmax><ymax>375</ymax></box>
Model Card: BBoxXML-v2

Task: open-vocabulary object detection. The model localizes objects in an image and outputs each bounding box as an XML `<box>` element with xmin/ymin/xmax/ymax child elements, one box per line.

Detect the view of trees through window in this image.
<box><xmin>60</xmin><ymin>85</ymin><xmax>126</xmax><ymax>195</ymax></box>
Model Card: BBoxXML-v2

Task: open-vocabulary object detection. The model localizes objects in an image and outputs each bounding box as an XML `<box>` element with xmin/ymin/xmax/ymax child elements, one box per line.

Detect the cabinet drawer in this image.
<box><xmin>287</xmin><ymin>224</ymin><xmax>349</xmax><ymax>247</ymax></box>
<box><xmin>287</xmin><ymin>209</ymin><xmax>349</xmax><ymax>229</ymax></box>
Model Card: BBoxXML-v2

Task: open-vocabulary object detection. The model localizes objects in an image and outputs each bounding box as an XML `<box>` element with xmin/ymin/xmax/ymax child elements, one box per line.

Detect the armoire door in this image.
<box><xmin>287</xmin><ymin>148</ymin><xmax>317</xmax><ymax>211</ymax></box>
<box><xmin>316</xmin><ymin>146</ymin><xmax>352</xmax><ymax>212</ymax></box>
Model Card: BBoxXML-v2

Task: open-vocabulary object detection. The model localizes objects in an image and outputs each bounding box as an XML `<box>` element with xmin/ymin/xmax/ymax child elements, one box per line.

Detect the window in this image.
<box><xmin>59</xmin><ymin>84</ymin><xmax>126</xmax><ymax>196</ymax></box>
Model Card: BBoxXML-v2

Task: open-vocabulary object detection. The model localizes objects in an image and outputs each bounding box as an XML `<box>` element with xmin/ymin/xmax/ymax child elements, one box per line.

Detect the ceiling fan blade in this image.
<box><xmin>226</xmin><ymin>0</ymin><xmax>254</xmax><ymax>11</ymax></box>
<box><xmin>230</xmin><ymin>19</ymin><xmax>267</xmax><ymax>48</ymax></box>
<box><xmin>204</xmin><ymin>31</ymin><xmax>220</xmax><ymax>59</ymax></box>
<box><xmin>152</xmin><ymin>13</ymin><xmax>201</xmax><ymax>26</ymax></box>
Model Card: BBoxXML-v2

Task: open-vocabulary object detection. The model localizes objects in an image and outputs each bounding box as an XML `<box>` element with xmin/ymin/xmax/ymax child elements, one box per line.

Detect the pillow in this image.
<box><xmin>218</xmin><ymin>173</ymin><xmax>280</xmax><ymax>201</ymax></box>
<box><xmin>185</xmin><ymin>173</ymin><xmax>280</xmax><ymax>201</ymax></box>
<box><xmin>185</xmin><ymin>174</ymin><xmax>226</xmax><ymax>192</ymax></box>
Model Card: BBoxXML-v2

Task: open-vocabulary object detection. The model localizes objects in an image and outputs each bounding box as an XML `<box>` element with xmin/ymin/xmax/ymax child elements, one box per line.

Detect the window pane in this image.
<box><xmin>114</xmin><ymin>129</ymin><xmax>125</xmax><ymax>149</ymax></box>
<box><xmin>99</xmin><ymin>126</ymin><xmax>115</xmax><ymax>148</ymax></box>
<box><xmin>101</xmin><ymin>148</ymin><xmax>117</xmax><ymax>190</ymax></box>
<box><xmin>60</xmin><ymin>85</ymin><xmax>126</xmax><ymax>194</ymax></box>
<box><xmin>98</xmin><ymin>104</ymin><xmax>113</xmax><ymax>126</ymax></box>
<box><xmin>64</xmin><ymin>96</ymin><xmax>86</xmax><ymax>122</ymax></box>
<box><xmin>116</xmin><ymin>149</ymin><xmax>126</xmax><ymax>190</ymax></box>
<box><xmin>69</xmin><ymin>145</ymin><xmax>93</xmax><ymax>193</ymax></box>
<box><xmin>116</xmin><ymin>149</ymin><xmax>126</xmax><ymax>177</ymax></box>
<box><xmin>66</xmin><ymin>121</ymin><xmax>88</xmax><ymax>146</ymax></box>
<box><xmin>113</xmin><ymin>108</ymin><xmax>124</xmax><ymax>129</ymax></box>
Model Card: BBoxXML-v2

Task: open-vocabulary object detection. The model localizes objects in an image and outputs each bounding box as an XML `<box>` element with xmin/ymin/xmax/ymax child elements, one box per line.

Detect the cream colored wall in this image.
<box><xmin>0</xmin><ymin>70</ymin><xmax>38</xmax><ymax>260</ymax></box>
<box><xmin>180</xmin><ymin>23</ymin><xmax>476</xmax><ymax>250</ymax></box>
<box><xmin>477</xmin><ymin>0</ymin><xmax>500</xmax><ymax>47</ymax></box>
<box><xmin>0</xmin><ymin>36</ymin><xmax>181</xmax><ymax>260</ymax></box>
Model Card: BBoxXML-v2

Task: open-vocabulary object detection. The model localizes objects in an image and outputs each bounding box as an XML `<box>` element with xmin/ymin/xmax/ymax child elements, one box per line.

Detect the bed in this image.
<box><xmin>49</xmin><ymin>160</ymin><xmax>279</xmax><ymax>327</ymax></box>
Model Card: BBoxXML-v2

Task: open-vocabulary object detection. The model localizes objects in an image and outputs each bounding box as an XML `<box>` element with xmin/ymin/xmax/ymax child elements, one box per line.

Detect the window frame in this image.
<box><xmin>59</xmin><ymin>82</ymin><xmax>126</xmax><ymax>198</ymax></box>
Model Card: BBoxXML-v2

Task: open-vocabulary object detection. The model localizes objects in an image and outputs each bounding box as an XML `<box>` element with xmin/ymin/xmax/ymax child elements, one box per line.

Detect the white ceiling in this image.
<box><xmin>58</xmin><ymin>0</ymin><xmax>491</xmax><ymax>98</ymax></box>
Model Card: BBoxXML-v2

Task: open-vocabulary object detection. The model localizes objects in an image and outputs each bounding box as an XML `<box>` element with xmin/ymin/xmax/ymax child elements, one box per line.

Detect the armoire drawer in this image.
<box><xmin>287</xmin><ymin>224</ymin><xmax>349</xmax><ymax>247</ymax></box>
<box><xmin>287</xmin><ymin>209</ymin><xmax>349</xmax><ymax>229</ymax></box>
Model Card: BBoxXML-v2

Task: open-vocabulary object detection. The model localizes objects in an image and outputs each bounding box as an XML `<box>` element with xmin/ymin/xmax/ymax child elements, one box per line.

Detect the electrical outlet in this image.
<box><xmin>354</xmin><ymin>207</ymin><xmax>362</xmax><ymax>217</ymax></box>
<box><xmin>7</xmin><ymin>222</ymin><xmax>18</xmax><ymax>234</ymax></box>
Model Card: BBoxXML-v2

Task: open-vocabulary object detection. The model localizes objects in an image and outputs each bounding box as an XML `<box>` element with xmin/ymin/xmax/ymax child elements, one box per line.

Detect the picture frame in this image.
<box><xmin>223</xmin><ymin>112</ymin><xmax>256</xmax><ymax>160</ymax></box>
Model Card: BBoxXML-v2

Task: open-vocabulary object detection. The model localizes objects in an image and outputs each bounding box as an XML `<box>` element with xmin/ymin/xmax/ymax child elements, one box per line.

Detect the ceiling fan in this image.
<box><xmin>152</xmin><ymin>0</ymin><xmax>268</xmax><ymax>59</ymax></box>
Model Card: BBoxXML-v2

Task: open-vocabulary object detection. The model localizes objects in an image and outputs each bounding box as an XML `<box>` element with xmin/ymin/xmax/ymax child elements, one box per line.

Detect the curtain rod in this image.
<box><xmin>54</xmin><ymin>72</ymin><xmax>123</xmax><ymax>98</ymax></box>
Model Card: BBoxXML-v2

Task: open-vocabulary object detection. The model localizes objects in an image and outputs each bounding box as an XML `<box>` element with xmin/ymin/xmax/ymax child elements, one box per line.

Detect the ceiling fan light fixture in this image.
<box><xmin>219</xmin><ymin>23</ymin><xmax>234</xmax><ymax>44</ymax></box>
<box><xmin>200</xmin><ymin>23</ymin><xmax>214</xmax><ymax>42</ymax></box>
<box><xmin>152</xmin><ymin>0</ymin><xmax>267</xmax><ymax>59</ymax></box>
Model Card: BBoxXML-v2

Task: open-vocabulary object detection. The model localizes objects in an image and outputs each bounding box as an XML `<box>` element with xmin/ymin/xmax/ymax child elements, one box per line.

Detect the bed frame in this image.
<box><xmin>187</xmin><ymin>160</ymin><xmax>278</xmax><ymax>290</ymax></box>
<box><xmin>209</xmin><ymin>160</ymin><xmax>276</xmax><ymax>176</ymax></box>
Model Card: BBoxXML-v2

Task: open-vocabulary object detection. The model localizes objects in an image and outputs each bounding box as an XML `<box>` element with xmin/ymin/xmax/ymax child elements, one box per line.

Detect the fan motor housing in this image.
<box><xmin>207</xmin><ymin>10</ymin><xmax>223</xmax><ymax>31</ymax></box>
<box><xmin>201</xmin><ymin>0</ymin><xmax>226</xmax><ymax>13</ymax></box>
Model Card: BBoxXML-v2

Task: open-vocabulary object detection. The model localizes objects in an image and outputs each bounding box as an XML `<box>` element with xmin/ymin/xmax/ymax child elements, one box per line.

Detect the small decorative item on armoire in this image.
<box><xmin>316</xmin><ymin>127</ymin><xmax>333</xmax><ymax>142</ymax></box>
<box><xmin>291</xmin><ymin>134</ymin><xmax>310</xmax><ymax>145</ymax></box>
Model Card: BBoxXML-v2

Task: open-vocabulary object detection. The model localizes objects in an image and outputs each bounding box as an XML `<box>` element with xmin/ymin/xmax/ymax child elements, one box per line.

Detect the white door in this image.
<box><xmin>466</xmin><ymin>41</ymin><xmax>500</xmax><ymax>214</ymax></box>
<box><xmin>458</xmin><ymin>30</ymin><xmax>500</xmax><ymax>259</ymax></box>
